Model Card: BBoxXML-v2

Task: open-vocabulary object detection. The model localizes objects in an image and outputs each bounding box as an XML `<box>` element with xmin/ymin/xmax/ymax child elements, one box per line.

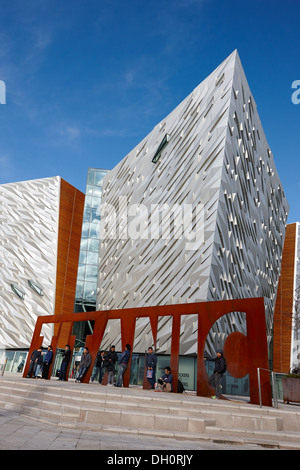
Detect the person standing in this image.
<box><xmin>58</xmin><ymin>344</ymin><xmax>72</xmax><ymax>381</ymax></box>
<box><xmin>75</xmin><ymin>347</ymin><xmax>92</xmax><ymax>383</ymax></box>
<box><xmin>26</xmin><ymin>346</ymin><xmax>42</xmax><ymax>378</ymax></box>
<box><xmin>114</xmin><ymin>344</ymin><xmax>131</xmax><ymax>387</ymax></box>
<box><xmin>205</xmin><ymin>349</ymin><xmax>226</xmax><ymax>399</ymax></box>
<box><xmin>105</xmin><ymin>345</ymin><xmax>118</xmax><ymax>385</ymax></box>
<box><xmin>91</xmin><ymin>350</ymin><xmax>106</xmax><ymax>383</ymax></box>
<box><xmin>146</xmin><ymin>347</ymin><xmax>157</xmax><ymax>390</ymax></box>
<box><xmin>42</xmin><ymin>345</ymin><xmax>53</xmax><ymax>379</ymax></box>
<box><xmin>33</xmin><ymin>350</ymin><xmax>44</xmax><ymax>378</ymax></box>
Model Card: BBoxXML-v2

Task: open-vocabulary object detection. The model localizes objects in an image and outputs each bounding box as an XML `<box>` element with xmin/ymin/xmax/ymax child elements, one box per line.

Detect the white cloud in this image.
<box><xmin>60</xmin><ymin>127</ymin><xmax>81</xmax><ymax>142</ymax></box>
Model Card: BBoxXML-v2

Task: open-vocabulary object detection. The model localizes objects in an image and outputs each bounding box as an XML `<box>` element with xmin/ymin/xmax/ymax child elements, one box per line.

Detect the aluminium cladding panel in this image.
<box><xmin>97</xmin><ymin>50</ymin><xmax>289</xmax><ymax>355</ymax></box>
<box><xmin>0</xmin><ymin>177</ymin><xmax>61</xmax><ymax>349</ymax></box>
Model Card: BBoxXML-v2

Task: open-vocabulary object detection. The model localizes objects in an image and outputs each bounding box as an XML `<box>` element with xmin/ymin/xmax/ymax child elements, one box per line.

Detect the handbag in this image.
<box><xmin>147</xmin><ymin>369</ymin><xmax>153</xmax><ymax>379</ymax></box>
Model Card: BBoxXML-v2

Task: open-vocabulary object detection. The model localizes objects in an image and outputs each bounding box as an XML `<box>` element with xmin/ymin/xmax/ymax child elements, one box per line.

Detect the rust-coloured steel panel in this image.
<box><xmin>273</xmin><ymin>223</ymin><xmax>297</xmax><ymax>372</ymax></box>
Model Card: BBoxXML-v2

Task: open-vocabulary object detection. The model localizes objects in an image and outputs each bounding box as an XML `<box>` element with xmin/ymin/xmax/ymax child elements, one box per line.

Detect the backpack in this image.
<box><xmin>177</xmin><ymin>379</ymin><xmax>185</xmax><ymax>393</ymax></box>
<box><xmin>222</xmin><ymin>357</ymin><xmax>227</xmax><ymax>373</ymax></box>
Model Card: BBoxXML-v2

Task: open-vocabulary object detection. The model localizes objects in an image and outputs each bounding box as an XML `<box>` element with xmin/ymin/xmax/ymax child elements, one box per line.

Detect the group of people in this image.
<box><xmin>67</xmin><ymin>344</ymin><xmax>131</xmax><ymax>386</ymax></box>
<box><xmin>146</xmin><ymin>346</ymin><xmax>227</xmax><ymax>399</ymax></box>
<box><xmin>26</xmin><ymin>342</ymin><xmax>227</xmax><ymax>399</ymax></box>
<box><xmin>146</xmin><ymin>346</ymin><xmax>173</xmax><ymax>392</ymax></box>
<box><xmin>88</xmin><ymin>344</ymin><xmax>131</xmax><ymax>387</ymax></box>
<box><xmin>26</xmin><ymin>345</ymin><xmax>54</xmax><ymax>379</ymax></box>
<box><xmin>26</xmin><ymin>343</ymin><xmax>131</xmax><ymax>386</ymax></box>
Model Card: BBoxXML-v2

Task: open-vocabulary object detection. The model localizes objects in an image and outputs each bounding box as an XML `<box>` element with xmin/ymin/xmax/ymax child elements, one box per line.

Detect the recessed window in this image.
<box><xmin>11</xmin><ymin>284</ymin><xmax>25</xmax><ymax>300</ymax></box>
<box><xmin>152</xmin><ymin>134</ymin><xmax>170</xmax><ymax>164</ymax></box>
<box><xmin>28</xmin><ymin>280</ymin><xmax>44</xmax><ymax>296</ymax></box>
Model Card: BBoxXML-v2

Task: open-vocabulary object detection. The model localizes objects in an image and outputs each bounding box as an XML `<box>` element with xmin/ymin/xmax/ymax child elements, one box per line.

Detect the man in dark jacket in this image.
<box><xmin>26</xmin><ymin>347</ymin><xmax>42</xmax><ymax>378</ymax></box>
<box><xmin>42</xmin><ymin>345</ymin><xmax>53</xmax><ymax>379</ymax></box>
<box><xmin>33</xmin><ymin>350</ymin><xmax>44</xmax><ymax>378</ymax></box>
<box><xmin>105</xmin><ymin>345</ymin><xmax>119</xmax><ymax>385</ymax></box>
<box><xmin>58</xmin><ymin>344</ymin><xmax>72</xmax><ymax>381</ymax></box>
<box><xmin>76</xmin><ymin>347</ymin><xmax>92</xmax><ymax>382</ymax></box>
<box><xmin>114</xmin><ymin>344</ymin><xmax>131</xmax><ymax>387</ymax></box>
<box><xmin>91</xmin><ymin>350</ymin><xmax>106</xmax><ymax>383</ymax></box>
<box><xmin>146</xmin><ymin>347</ymin><xmax>157</xmax><ymax>389</ymax></box>
<box><xmin>205</xmin><ymin>349</ymin><xmax>226</xmax><ymax>399</ymax></box>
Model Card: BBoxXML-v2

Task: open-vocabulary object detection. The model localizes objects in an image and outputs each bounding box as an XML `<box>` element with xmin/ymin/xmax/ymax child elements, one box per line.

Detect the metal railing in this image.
<box><xmin>257</xmin><ymin>368</ymin><xmax>289</xmax><ymax>408</ymax></box>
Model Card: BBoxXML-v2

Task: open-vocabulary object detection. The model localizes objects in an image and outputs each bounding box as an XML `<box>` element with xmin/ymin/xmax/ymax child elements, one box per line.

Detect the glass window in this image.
<box><xmin>80</xmin><ymin>238</ymin><xmax>88</xmax><ymax>250</ymax></box>
<box><xmin>83</xmin><ymin>281</ymin><xmax>97</xmax><ymax>300</ymax></box>
<box><xmin>88</xmin><ymin>238</ymin><xmax>99</xmax><ymax>252</ymax></box>
<box><xmin>178</xmin><ymin>356</ymin><xmax>196</xmax><ymax>390</ymax></box>
<box><xmin>81</xmin><ymin>222</ymin><xmax>90</xmax><ymax>238</ymax></box>
<box><xmin>83</xmin><ymin>208</ymin><xmax>92</xmax><ymax>223</ymax></box>
<box><xmin>93</xmin><ymin>186</ymin><xmax>102</xmax><ymax>198</ymax></box>
<box><xmin>77</xmin><ymin>264</ymin><xmax>86</xmax><ymax>281</ymax></box>
<box><xmin>75</xmin><ymin>281</ymin><xmax>84</xmax><ymax>299</ymax></box>
<box><xmin>152</xmin><ymin>133</ymin><xmax>170</xmax><ymax>163</ymax></box>
<box><xmin>85</xmin><ymin>265</ymin><xmax>98</xmax><ymax>282</ymax></box>
<box><xmin>79</xmin><ymin>251</ymin><xmax>87</xmax><ymax>264</ymax></box>
<box><xmin>85</xmin><ymin>195</ymin><xmax>93</xmax><ymax>208</ymax></box>
<box><xmin>11</xmin><ymin>352</ymin><xmax>27</xmax><ymax>373</ymax></box>
<box><xmin>94</xmin><ymin>171</ymin><xmax>106</xmax><ymax>186</ymax></box>
<box><xmin>11</xmin><ymin>284</ymin><xmax>25</xmax><ymax>300</ymax></box>
<box><xmin>4</xmin><ymin>350</ymin><xmax>15</xmax><ymax>371</ymax></box>
<box><xmin>90</xmin><ymin>207</ymin><xmax>100</xmax><ymax>222</ymax></box>
<box><xmin>87</xmin><ymin>170</ymin><xmax>94</xmax><ymax>186</ymax></box>
<box><xmin>89</xmin><ymin>222</ymin><xmax>99</xmax><ymax>239</ymax></box>
<box><xmin>28</xmin><ymin>279</ymin><xmax>44</xmax><ymax>296</ymax></box>
<box><xmin>86</xmin><ymin>251</ymin><xmax>97</xmax><ymax>265</ymax></box>
<box><xmin>86</xmin><ymin>185</ymin><xmax>94</xmax><ymax>196</ymax></box>
<box><xmin>91</xmin><ymin>197</ymin><xmax>101</xmax><ymax>209</ymax></box>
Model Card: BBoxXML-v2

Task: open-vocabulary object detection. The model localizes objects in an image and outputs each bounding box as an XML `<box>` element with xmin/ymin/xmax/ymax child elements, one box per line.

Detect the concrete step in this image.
<box><xmin>1</xmin><ymin>376</ymin><xmax>300</xmax><ymax>449</ymax></box>
<box><xmin>0</xmin><ymin>379</ymin><xmax>293</xmax><ymax>432</ymax></box>
<box><xmin>0</xmin><ymin>386</ymin><xmax>285</xmax><ymax>434</ymax></box>
<box><xmin>0</xmin><ymin>382</ymin><xmax>216</xmax><ymax>434</ymax></box>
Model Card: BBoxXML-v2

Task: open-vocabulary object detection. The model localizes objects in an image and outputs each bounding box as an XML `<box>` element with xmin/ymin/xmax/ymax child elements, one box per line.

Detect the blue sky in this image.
<box><xmin>0</xmin><ymin>0</ymin><xmax>299</xmax><ymax>223</ymax></box>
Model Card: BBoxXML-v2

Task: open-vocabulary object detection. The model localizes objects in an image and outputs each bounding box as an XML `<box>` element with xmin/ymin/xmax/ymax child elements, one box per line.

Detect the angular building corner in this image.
<box><xmin>97</xmin><ymin>50</ymin><xmax>289</xmax><ymax>355</ymax></box>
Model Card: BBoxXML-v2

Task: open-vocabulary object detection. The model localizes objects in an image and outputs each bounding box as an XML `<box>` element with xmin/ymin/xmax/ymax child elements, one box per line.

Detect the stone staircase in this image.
<box><xmin>1</xmin><ymin>375</ymin><xmax>300</xmax><ymax>449</ymax></box>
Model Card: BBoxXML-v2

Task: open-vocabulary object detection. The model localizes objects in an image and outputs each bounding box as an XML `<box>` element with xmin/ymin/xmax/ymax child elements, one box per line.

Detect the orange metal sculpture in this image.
<box><xmin>23</xmin><ymin>297</ymin><xmax>272</xmax><ymax>406</ymax></box>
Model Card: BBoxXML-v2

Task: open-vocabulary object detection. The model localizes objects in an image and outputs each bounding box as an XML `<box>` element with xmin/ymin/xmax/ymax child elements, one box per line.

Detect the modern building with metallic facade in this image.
<box><xmin>0</xmin><ymin>52</ymin><xmax>292</xmax><ymax>394</ymax></box>
<box><xmin>97</xmin><ymin>50</ymin><xmax>289</xmax><ymax>358</ymax></box>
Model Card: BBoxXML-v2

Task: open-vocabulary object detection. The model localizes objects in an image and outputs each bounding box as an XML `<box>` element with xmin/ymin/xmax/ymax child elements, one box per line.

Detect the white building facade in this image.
<box><xmin>0</xmin><ymin>176</ymin><xmax>84</xmax><ymax>362</ymax></box>
<box><xmin>0</xmin><ymin>177</ymin><xmax>60</xmax><ymax>351</ymax></box>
